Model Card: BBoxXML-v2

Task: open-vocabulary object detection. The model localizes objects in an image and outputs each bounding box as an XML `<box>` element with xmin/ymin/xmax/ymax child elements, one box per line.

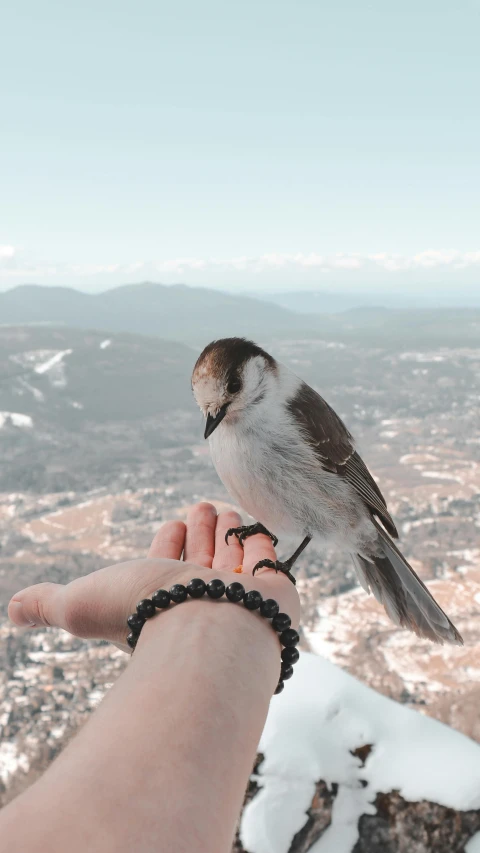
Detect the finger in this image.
<box><xmin>148</xmin><ymin>520</ymin><xmax>186</xmax><ymax>560</ymax></box>
<box><xmin>212</xmin><ymin>511</ymin><xmax>244</xmax><ymax>571</ymax></box>
<box><xmin>183</xmin><ymin>502</ymin><xmax>217</xmax><ymax>567</ymax></box>
<box><xmin>242</xmin><ymin>531</ymin><xmax>277</xmax><ymax>574</ymax></box>
<box><xmin>8</xmin><ymin>582</ymin><xmax>66</xmax><ymax>629</ymax></box>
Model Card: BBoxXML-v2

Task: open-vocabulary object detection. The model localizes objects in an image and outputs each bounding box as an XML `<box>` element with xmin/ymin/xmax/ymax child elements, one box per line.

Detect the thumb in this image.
<box><xmin>8</xmin><ymin>582</ymin><xmax>66</xmax><ymax>629</ymax></box>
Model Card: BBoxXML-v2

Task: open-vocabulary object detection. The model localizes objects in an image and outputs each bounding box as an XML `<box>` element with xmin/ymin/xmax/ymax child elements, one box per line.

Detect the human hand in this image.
<box><xmin>8</xmin><ymin>502</ymin><xmax>300</xmax><ymax>652</ymax></box>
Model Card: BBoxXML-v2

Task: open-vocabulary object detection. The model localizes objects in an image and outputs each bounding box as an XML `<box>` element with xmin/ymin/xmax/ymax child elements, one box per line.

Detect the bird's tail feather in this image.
<box><xmin>352</xmin><ymin>519</ymin><xmax>463</xmax><ymax>646</ymax></box>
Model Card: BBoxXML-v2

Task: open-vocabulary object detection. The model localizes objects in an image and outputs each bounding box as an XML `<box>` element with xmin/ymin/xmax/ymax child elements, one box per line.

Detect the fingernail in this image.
<box><xmin>10</xmin><ymin>600</ymin><xmax>36</xmax><ymax>627</ymax></box>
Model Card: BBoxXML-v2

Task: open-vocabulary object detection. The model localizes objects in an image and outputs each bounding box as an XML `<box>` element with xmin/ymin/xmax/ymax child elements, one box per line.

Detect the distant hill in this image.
<box><xmin>0</xmin><ymin>326</ymin><xmax>197</xmax><ymax>428</ymax></box>
<box><xmin>248</xmin><ymin>289</ymin><xmax>379</xmax><ymax>314</ymax></box>
<box><xmin>1</xmin><ymin>283</ymin><xmax>479</xmax><ymax>349</ymax></box>
<box><xmin>0</xmin><ymin>282</ymin><xmax>312</xmax><ymax>345</ymax></box>
<box><xmin>259</xmin><ymin>288</ymin><xmax>480</xmax><ymax>313</ymax></box>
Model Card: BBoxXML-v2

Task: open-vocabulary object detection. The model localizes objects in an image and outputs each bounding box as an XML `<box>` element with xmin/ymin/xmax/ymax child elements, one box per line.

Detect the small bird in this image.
<box><xmin>191</xmin><ymin>337</ymin><xmax>463</xmax><ymax>645</ymax></box>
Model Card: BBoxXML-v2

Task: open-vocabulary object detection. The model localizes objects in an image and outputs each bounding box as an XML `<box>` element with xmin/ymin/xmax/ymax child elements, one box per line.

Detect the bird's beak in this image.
<box><xmin>204</xmin><ymin>404</ymin><xmax>229</xmax><ymax>439</ymax></box>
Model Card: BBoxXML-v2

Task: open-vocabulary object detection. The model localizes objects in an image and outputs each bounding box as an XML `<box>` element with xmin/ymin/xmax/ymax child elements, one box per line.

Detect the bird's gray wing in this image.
<box><xmin>287</xmin><ymin>382</ymin><xmax>398</xmax><ymax>538</ymax></box>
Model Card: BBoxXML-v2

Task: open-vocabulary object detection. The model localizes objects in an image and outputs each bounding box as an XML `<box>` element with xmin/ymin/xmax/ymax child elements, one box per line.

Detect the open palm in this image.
<box><xmin>8</xmin><ymin>502</ymin><xmax>300</xmax><ymax>652</ymax></box>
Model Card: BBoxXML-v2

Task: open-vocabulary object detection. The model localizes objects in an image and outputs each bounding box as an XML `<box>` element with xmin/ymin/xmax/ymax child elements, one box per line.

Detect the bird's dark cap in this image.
<box><xmin>192</xmin><ymin>337</ymin><xmax>277</xmax><ymax>385</ymax></box>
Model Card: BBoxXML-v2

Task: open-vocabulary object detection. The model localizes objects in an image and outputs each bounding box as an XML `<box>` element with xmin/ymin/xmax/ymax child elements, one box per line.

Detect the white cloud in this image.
<box><xmin>0</xmin><ymin>245</ymin><xmax>58</xmax><ymax>278</ymax></box>
<box><xmin>151</xmin><ymin>250</ymin><xmax>480</xmax><ymax>274</ymax></box>
<box><xmin>457</xmin><ymin>251</ymin><xmax>480</xmax><ymax>268</ymax></box>
<box><xmin>330</xmin><ymin>255</ymin><xmax>362</xmax><ymax>269</ymax></box>
<box><xmin>412</xmin><ymin>250</ymin><xmax>460</xmax><ymax>268</ymax></box>
<box><xmin>156</xmin><ymin>258</ymin><xmax>206</xmax><ymax>274</ymax></box>
<box><xmin>70</xmin><ymin>264</ymin><xmax>120</xmax><ymax>275</ymax></box>
<box><xmin>0</xmin><ymin>245</ymin><xmax>15</xmax><ymax>261</ymax></box>
<box><xmin>2</xmin><ymin>248</ymin><xmax>480</xmax><ymax>286</ymax></box>
<box><xmin>69</xmin><ymin>262</ymin><xmax>146</xmax><ymax>276</ymax></box>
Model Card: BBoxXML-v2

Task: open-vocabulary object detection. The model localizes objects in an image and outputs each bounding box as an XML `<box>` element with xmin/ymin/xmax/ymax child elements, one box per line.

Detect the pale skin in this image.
<box><xmin>1</xmin><ymin>502</ymin><xmax>300</xmax><ymax>853</ymax></box>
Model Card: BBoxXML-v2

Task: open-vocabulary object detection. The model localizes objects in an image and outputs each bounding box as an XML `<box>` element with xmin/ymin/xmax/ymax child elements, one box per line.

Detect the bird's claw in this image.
<box><xmin>252</xmin><ymin>558</ymin><xmax>297</xmax><ymax>586</ymax></box>
<box><xmin>225</xmin><ymin>523</ymin><xmax>278</xmax><ymax>548</ymax></box>
<box><xmin>225</xmin><ymin>526</ymin><xmax>243</xmax><ymax>546</ymax></box>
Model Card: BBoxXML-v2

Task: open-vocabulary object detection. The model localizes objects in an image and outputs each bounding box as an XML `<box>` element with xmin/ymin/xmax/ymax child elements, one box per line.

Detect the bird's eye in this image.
<box><xmin>227</xmin><ymin>376</ymin><xmax>242</xmax><ymax>395</ymax></box>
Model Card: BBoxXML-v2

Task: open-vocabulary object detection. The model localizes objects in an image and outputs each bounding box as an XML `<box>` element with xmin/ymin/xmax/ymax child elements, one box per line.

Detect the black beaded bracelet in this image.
<box><xmin>126</xmin><ymin>578</ymin><xmax>299</xmax><ymax>696</ymax></box>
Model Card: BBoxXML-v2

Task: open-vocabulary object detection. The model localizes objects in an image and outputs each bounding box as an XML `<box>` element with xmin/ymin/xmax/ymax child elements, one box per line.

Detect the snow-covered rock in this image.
<box><xmin>236</xmin><ymin>653</ymin><xmax>480</xmax><ymax>853</ymax></box>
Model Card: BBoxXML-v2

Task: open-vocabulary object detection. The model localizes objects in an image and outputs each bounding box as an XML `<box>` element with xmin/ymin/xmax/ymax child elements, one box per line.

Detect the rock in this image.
<box><xmin>234</xmin><ymin>654</ymin><xmax>480</xmax><ymax>853</ymax></box>
<box><xmin>234</xmin><ymin>765</ymin><xmax>480</xmax><ymax>853</ymax></box>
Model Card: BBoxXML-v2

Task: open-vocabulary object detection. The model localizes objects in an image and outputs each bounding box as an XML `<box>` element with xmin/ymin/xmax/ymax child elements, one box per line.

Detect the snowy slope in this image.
<box><xmin>0</xmin><ymin>326</ymin><xmax>195</xmax><ymax>428</ymax></box>
<box><xmin>240</xmin><ymin>653</ymin><xmax>480</xmax><ymax>853</ymax></box>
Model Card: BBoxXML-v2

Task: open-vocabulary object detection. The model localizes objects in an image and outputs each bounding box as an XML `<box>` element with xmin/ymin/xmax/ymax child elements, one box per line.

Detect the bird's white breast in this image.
<box><xmin>209</xmin><ymin>416</ymin><xmax>300</xmax><ymax>535</ymax></box>
<box><xmin>207</xmin><ymin>365</ymin><xmax>371</xmax><ymax>550</ymax></box>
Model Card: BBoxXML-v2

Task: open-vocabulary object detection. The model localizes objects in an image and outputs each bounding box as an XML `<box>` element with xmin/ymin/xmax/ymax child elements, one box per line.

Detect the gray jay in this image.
<box><xmin>191</xmin><ymin>337</ymin><xmax>463</xmax><ymax>645</ymax></box>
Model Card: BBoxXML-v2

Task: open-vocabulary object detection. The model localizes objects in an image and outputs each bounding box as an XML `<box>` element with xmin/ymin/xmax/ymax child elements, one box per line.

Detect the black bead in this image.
<box><xmin>281</xmin><ymin>646</ymin><xmax>300</xmax><ymax>665</ymax></box>
<box><xmin>260</xmin><ymin>598</ymin><xmax>279</xmax><ymax>619</ymax></box>
<box><xmin>136</xmin><ymin>599</ymin><xmax>156</xmax><ymax>619</ymax></box>
<box><xmin>243</xmin><ymin>590</ymin><xmax>262</xmax><ymax>610</ymax></box>
<box><xmin>271</xmin><ymin>612</ymin><xmax>291</xmax><ymax>632</ymax></box>
<box><xmin>126</xmin><ymin>632</ymin><xmax>138</xmax><ymax>649</ymax></box>
<box><xmin>127</xmin><ymin>613</ymin><xmax>145</xmax><ymax>633</ymax></box>
<box><xmin>187</xmin><ymin>578</ymin><xmax>207</xmax><ymax>598</ymax></box>
<box><xmin>274</xmin><ymin>681</ymin><xmax>284</xmax><ymax>695</ymax></box>
<box><xmin>279</xmin><ymin>628</ymin><xmax>300</xmax><ymax>647</ymax></box>
<box><xmin>169</xmin><ymin>583</ymin><xmax>188</xmax><ymax>603</ymax></box>
<box><xmin>226</xmin><ymin>581</ymin><xmax>245</xmax><ymax>602</ymax></box>
<box><xmin>280</xmin><ymin>663</ymin><xmax>294</xmax><ymax>680</ymax></box>
<box><xmin>152</xmin><ymin>589</ymin><xmax>171</xmax><ymax>609</ymax></box>
<box><xmin>206</xmin><ymin>579</ymin><xmax>226</xmax><ymax>599</ymax></box>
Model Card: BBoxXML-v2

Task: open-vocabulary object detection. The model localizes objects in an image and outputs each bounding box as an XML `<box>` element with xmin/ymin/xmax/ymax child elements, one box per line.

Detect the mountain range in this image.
<box><xmin>261</xmin><ymin>288</ymin><xmax>480</xmax><ymax>313</ymax></box>
<box><xmin>1</xmin><ymin>282</ymin><xmax>479</xmax><ymax>348</ymax></box>
<box><xmin>0</xmin><ymin>283</ymin><xmax>308</xmax><ymax>345</ymax></box>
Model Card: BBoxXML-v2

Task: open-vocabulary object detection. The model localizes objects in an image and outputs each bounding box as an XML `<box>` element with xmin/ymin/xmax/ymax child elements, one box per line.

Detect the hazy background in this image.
<box><xmin>0</xmin><ymin>1</ymin><xmax>479</xmax><ymax>843</ymax></box>
<box><xmin>1</xmin><ymin>0</ymin><xmax>480</xmax><ymax>300</ymax></box>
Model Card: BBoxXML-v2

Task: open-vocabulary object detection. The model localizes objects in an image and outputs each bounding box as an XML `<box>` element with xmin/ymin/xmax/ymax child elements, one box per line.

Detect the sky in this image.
<box><xmin>1</xmin><ymin>0</ymin><xmax>480</xmax><ymax>296</ymax></box>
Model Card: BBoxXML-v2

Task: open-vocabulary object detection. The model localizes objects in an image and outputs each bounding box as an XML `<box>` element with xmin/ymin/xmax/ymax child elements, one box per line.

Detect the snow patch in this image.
<box><xmin>34</xmin><ymin>349</ymin><xmax>72</xmax><ymax>374</ymax></box>
<box><xmin>402</xmin><ymin>516</ymin><xmax>437</xmax><ymax>534</ymax></box>
<box><xmin>400</xmin><ymin>453</ymin><xmax>439</xmax><ymax>465</ymax></box>
<box><xmin>0</xmin><ymin>741</ymin><xmax>30</xmax><ymax>784</ymax></box>
<box><xmin>422</xmin><ymin>470</ymin><xmax>462</xmax><ymax>483</ymax></box>
<box><xmin>466</xmin><ymin>832</ymin><xmax>480</xmax><ymax>853</ymax></box>
<box><xmin>100</xmin><ymin>339</ymin><xmax>112</xmax><ymax>349</ymax></box>
<box><xmin>18</xmin><ymin>377</ymin><xmax>45</xmax><ymax>402</ymax></box>
<box><xmin>240</xmin><ymin>653</ymin><xmax>480</xmax><ymax>853</ymax></box>
<box><xmin>34</xmin><ymin>349</ymin><xmax>72</xmax><ymax>388</ymax></box>
<box><xmin>0</xmin><ymin>412</ymin><xmax>33</xmax><ymax>429</ymax></box>
<box><xmin>399</xmin><ymin>352</ymin><xmax>446</xmax><ymax>363</ymax></box>
<box><xmin>50</xmin><ymin>725</ymin><xmax>67</xmax><ymax>740</ymax></box>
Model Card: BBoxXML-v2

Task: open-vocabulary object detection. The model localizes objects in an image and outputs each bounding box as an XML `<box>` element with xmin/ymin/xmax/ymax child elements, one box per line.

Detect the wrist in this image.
<box><xmin>131</xmin><ymin>572</ymin><xmax>300</xmax><ymax>698</ymax></box>
<box><xmin>136</xmin><ymin>565</ymin><xmax>300</xmax><ymax>629</ymax></box>
<box><xmin>133</xmin><ymin>583</ymin><xmax>283</xmax><ymax>699</ymax></box>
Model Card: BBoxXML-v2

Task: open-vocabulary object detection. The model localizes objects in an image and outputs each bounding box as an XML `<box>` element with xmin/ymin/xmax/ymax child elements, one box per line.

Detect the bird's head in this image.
<box><xmin>191</xmin><ymin>337</ymin><xmax>278</xmax><ymax>438</ymax></box>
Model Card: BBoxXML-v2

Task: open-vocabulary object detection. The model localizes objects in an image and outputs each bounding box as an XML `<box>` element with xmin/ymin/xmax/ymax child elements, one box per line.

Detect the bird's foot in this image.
<box><xmin>225</xmin><ymin>522</ymin><xmax>278</xmax><ymax>548</ymax></box>
<box><xmin>252</xmin><ymin>559</ymin><xmax>296</xmax><ymax>586</ymax></box>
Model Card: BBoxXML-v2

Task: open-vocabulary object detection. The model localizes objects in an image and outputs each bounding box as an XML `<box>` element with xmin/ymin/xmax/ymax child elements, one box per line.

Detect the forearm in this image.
<box><xmin>0</xmin><ymin>592</ymin><xmax>282</xmax><ymax>853</ymax></box>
